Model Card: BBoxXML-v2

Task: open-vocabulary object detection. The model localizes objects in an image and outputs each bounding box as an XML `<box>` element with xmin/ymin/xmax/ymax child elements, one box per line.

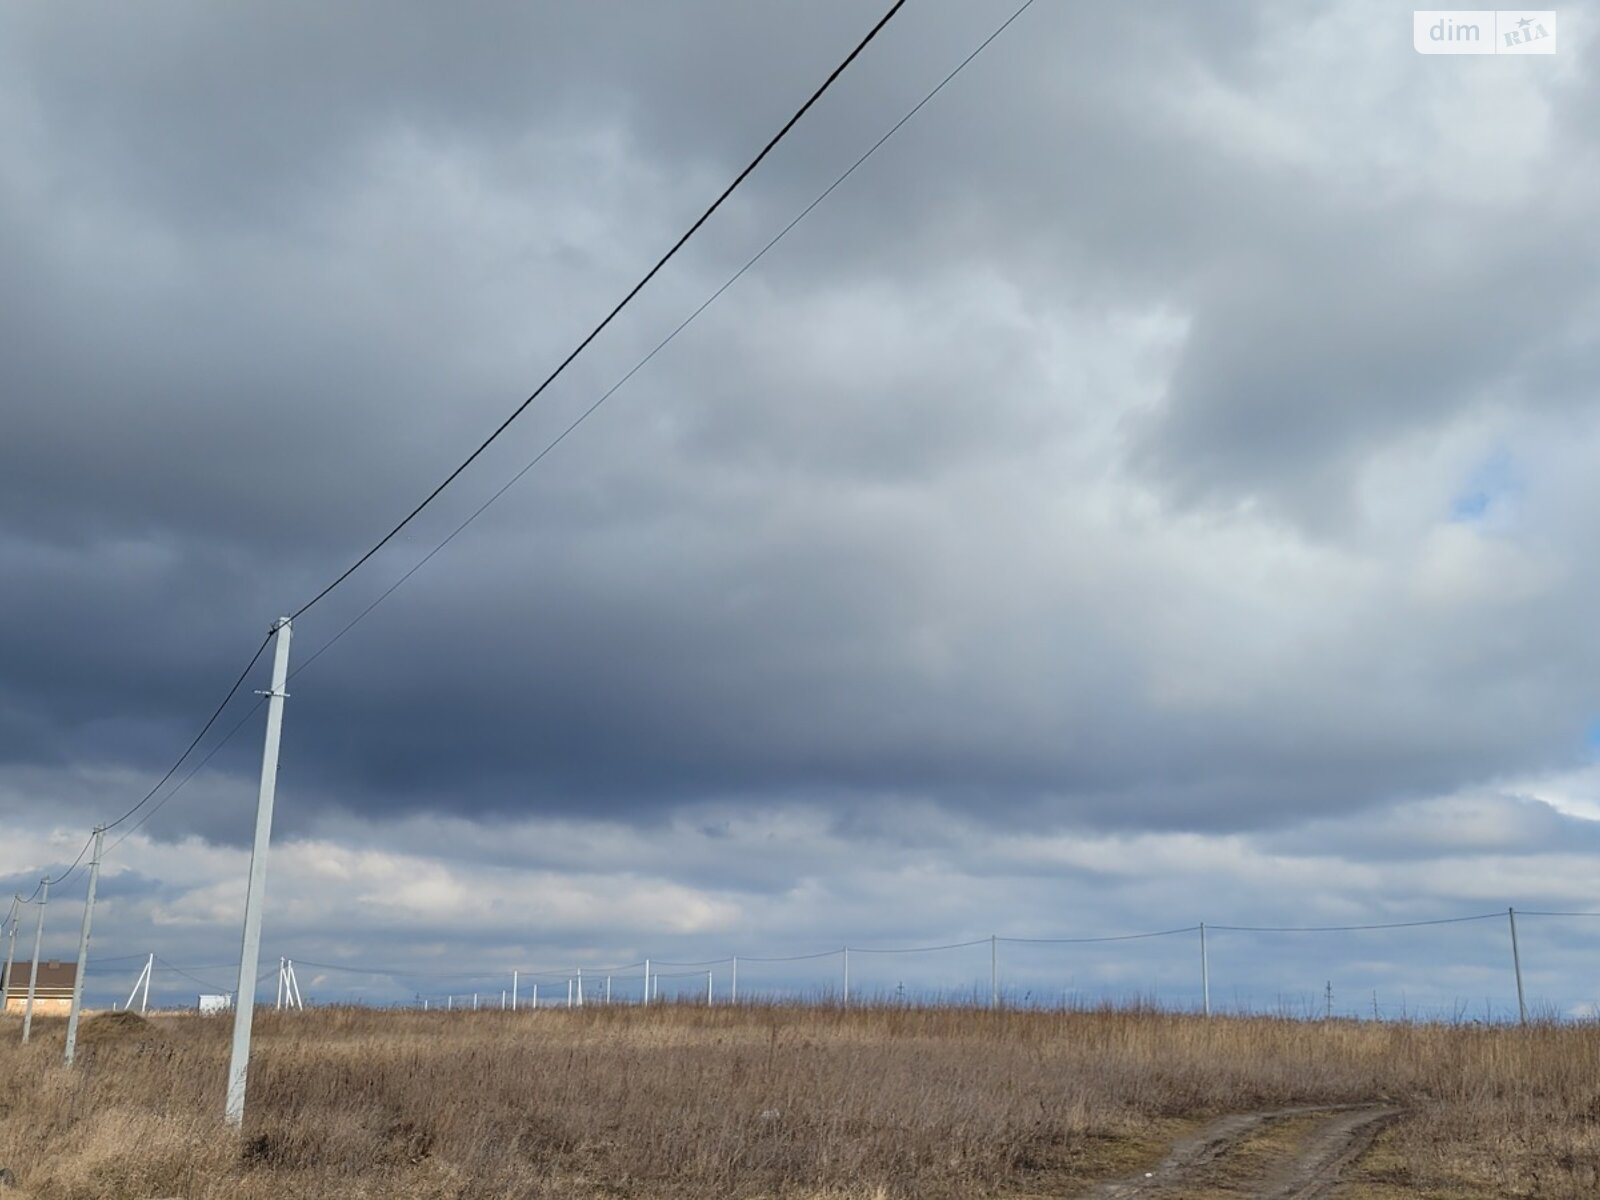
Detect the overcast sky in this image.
<box><xmin>4</xmin><ymin>0</ymin><xmax>1600</xmax><ymax>1015</ymax></box>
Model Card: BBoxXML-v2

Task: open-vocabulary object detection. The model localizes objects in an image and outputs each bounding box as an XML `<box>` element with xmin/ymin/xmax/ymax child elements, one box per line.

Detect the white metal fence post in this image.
<box><xmin>21</xmin><ymin>878</ymin><xmax>48</xmax><ymax>1043</ymax></box>
<box><xmin>225</xmin><ymin>616</ymin><xmax>293</xmax><ymax>1128</ymax></box>
<box><xmin>64</xmin><ymin>826</ymin><xmax>105</xmax><ymax>1065</ymax></box>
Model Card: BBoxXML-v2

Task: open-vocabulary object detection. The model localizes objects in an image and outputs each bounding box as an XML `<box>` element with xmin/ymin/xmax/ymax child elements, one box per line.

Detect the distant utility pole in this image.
<box><xmin>64</xmin><ymin>826</ymin><xmax>106</xmax><ymax>1065</ymax></box>
<box><xmin>225</xmin><ymin>616</ymin><xmax>293</xmax><ymax>1128</ymax></box>
<box><xmin>1324</xmin><ymin>980</ymin><xmax>1333</xmax><ymax>1020</ymax></box>
<box><xmin>21</xmin><ymin>878</ymin><xmax>48</xmax><ymax>1043</ymax></box>
<box><xmin>990</xmin><ymin>934</ymin><xmax>998</xmax><ymax>1010</ymax></box>
<box><xmin>1508</xmin><ymin>907</ymin><xmax>1528</xmax><ymax>1026</ymax></box>
<box><xmin>0</xmin><ymin>901</ymin><xmax>18</xmax><ymax>1013</ymax></box>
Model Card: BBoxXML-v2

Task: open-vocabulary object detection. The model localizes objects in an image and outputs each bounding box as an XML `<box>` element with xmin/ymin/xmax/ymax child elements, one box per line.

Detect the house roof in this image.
<box><xmin>1</xmin><ymin>959</ymin><xmax>77</xmax><ymax>994</ymax></box>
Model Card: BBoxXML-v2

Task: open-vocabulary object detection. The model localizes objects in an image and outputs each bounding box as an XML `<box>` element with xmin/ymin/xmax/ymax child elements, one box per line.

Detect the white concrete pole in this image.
<box><xmin>473</xmin><ymin>992</ymin><xmax>478</xmax><ymax>1010</ymax></box>
<box><xmin>0</xmin><ymin>902</ymin><xmax>17</xmax><ymax>1013</ymax></box>
<box><xmin>532</xmin><ymin>982</ymin><xmax>538</xmax><ymax>1009</ymax></box>
<box><xmin>576</xmin><ymin>967</ymin><xmax>584</xmax><ymax>1007</ymax></box>
<box><xmin>1509</xmin><ymin>907</ymin><xmax>1528</xmax><ymax>1026</ymax></box>
<box><xmin>1200</xmin><ymin>923</ymin><xmax>1211</xmax><ymax>1017</ymax></box>
<box><xmin>842</xmin><ymin>946</ymin><xmax>849</xmax><ymax>1008</ymax></box>
<box><xmin>141</xmin><ymin>952</ymin><xmax>152</xmax><ymax>1014</ymax></box>
<box><xmin>707</xmin><ymin>969</ymin><xmax>713</xmax><ymax>1006</ymax></box>
<box><xmin>501</xmin><ymin>990</ymin><xmax>506</xmax><ymax>1010</ymax></box>
<box><xmin>123</xmin><ymin>958</ymin><xmax>149</xmax><ymax>1013</ymax></box>
<box><xmin>732</xmin><ymin>955</ymin><xmax>738</xmax><ymax>1005</ymax></box>
<box><xmin>606</xmin><ymin>974</ymin><xmax>611</xmax><ymax>1004</ymax></box>
<box><xmin>643</xmin><ymin>959</ymin><xmax>650</xmax><ymax>1005</ymax></box>
<box><xmin>21</xmin><ymin>878</ymin><xmax>49</xmax><ymax>1043</ymax></box>
<box><xmin>566</xmin><ymin>978</ymin><xmax>573</xmax><ymax>1008</ymax></box>
<box><xmin>288</xmin><ymin>962</ymin><xmax>302</xmax><ymax>1010</ymax></box>
<box><xmin>275</xmin><ymin>958</ymin><xmax>285</xmax><ymax>1011</ymax></box>
<box><xmin>64</xmin><ymin>826</ymin><xmax>106</xmax><ymax>1065</ymax></box>
<box><xmin>990</xmin><ymin>934</ymin><xmax>998</xmax><ymax>1010</ymax></box>
<box><xmin>224</xmin><ymin>617</ymin><xmax>293</xmax><ymax>1128</ymax></box>
<box><xmin>512</xmin><ymin>970</ymin><xmax>519</xmax><ymax>1011</ymax></box>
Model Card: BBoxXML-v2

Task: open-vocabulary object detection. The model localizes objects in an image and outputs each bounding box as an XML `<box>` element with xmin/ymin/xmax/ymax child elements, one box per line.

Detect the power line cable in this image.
<box><xmin>104</xmin><ymin>696</ymin><xmax>267</xmax><ymax>856</ymax></box>
<box><xmin>287</xmin><ymin>0</ymin><xmax>1042</xmax><ymax>676</ymax></box>
<box><xmin>289</xmin><ymin>0</ymin><xmax>908</xmax><ymax>623</ymax></box>
<box><xmin>1517</xmin><ymin>910</ymin><xmax>1600</xmax><ymax>918</ymax></box>
<box><xmin>65</xmin><ymin>0</ymin><xmax>1037</xmax><ymax>866</ymax></box>
<box><xmin>1000</xmin><ymin>927</ymin><xmax>1199</xmax><ymax>945</ymax></box>
<box><xmin>101</xmin><ymin>631</ymin><xmax>276</xmax><ymax>833</ymax></box>
<box><xmin>1209</xmin><ymin>913</ymin><xmax>1502</xmax><ymax>933</ymax></box>
<box><xmin>850</xmin><ymin>937</ymin><xmax>993</xmax><ymax>954</ymax></box>
<box><xmin>738</xmin><ymin>948</ymin><xmax>847</xmax><ymax>963</ymax></box>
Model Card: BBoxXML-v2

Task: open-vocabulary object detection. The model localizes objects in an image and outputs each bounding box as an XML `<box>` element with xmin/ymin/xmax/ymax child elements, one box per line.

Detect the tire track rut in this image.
<box><xmin>1081</xmin><ymin>1102</ymin><xmax>1402</xmax><ymax>1199</ymax></box>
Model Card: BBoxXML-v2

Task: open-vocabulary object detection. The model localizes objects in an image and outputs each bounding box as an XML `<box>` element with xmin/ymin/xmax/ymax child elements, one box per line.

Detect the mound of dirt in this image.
<box><xmin>76</xmin><ymin>1010</ymin><xmax>157</xmax><ymax>1045</ymax></box>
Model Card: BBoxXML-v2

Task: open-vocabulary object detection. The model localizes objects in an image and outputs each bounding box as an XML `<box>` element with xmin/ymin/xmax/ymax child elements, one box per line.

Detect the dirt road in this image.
<box><xmin>1081</xmin><ymin>1103</ymin><xmax>1403</xmax><ymax>1199</ymax></box>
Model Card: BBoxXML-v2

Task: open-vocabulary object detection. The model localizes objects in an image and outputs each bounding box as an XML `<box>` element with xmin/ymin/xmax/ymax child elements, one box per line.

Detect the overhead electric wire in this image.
<box><xmin>1517</xmin><ymin>910</ymin><xmax>1600</xmax><ymax>918</ymax></box>
<box><xmin>101</xmin><ymin>631</ymin><xmax>276</xmax><ymax>833</ymax></box>
<box><xmin>154</xmin><ymin>955</ymin><xmax>237</xmax><ymax>994</ymax></box>
<box><xmin>1000</xmin><ymin>927</ymin><xmax>1200</xmax><ymax>945</ymax></box>
<box><xmin>289</xmin><ymin>0</ymin><xmax>908</xmax><ymax>623</ymax></box>
<box><xmin>105</xmin><ymin>695</ymin><xmax>268</xmax><ymax>855</ymax></box>
<box><xmin>287</xmin><ymin>0</ymin><xmax>1043</xmax><ymax>676</ymax></box>
<box><xmin>1209</xmin><ymin>912</ymin><xmax>1503</xmax><ymax>933</ymax></box>
<box><xmin>44</xmin><ymin>0</ymin><xmax>1042</xmax><ymax>877</ymax></box>
<box><xmin>850</xmin><ymin>937</ymin><xmax>992</xmax><ymax>955</ymax></box>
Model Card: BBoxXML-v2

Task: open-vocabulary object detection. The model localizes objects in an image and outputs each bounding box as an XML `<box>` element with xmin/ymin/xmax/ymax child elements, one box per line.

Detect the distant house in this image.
<box><xmin>1</xmin><ymin>960</ymin><xmax>76</xmax><ymax>1016</ymax></box>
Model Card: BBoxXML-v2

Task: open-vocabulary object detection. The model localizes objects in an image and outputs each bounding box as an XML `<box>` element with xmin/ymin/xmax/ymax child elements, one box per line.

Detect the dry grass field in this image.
<box><xmin>1</xmin><ymin>1003</ymin><xmax>1599</xmax><ymax>1198</ymax></box>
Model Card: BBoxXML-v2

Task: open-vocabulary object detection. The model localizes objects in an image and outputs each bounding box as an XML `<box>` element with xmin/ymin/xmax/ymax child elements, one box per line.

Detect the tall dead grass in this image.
<box><xmin>0</xmin><ymin>1003</ymin><xmax>1597</xmax><ymax>1198</ymax></box>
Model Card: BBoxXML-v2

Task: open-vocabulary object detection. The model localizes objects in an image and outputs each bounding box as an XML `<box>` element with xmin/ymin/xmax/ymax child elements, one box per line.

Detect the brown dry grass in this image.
<box><xmin>1</xmin><ymin>1004</ymin><xmax>1598</xmax><ymax>1198</ymax></box>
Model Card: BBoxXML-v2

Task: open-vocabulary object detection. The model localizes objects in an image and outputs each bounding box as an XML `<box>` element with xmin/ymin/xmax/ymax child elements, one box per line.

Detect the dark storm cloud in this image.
<box><xmin>3</xmin><ymin>0</ymin><xmax>1599</xmax><ymax>879</ymax></box>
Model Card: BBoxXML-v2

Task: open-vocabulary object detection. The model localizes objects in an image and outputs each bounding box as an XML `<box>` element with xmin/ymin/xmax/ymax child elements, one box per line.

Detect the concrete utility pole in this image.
<box><xmin>842</xmin><ymin>947</ymin><xmax>850</xmax><ymax>1008</ymax></box>
<box><xmin>21</xmin><ymin>878</ymin><xmax>48</xmax><ymax>1043</ymax></box>
<box><xmin>731</xmin><ymin>956</ymin><xmax>738</xmax><ymax>1005</ymax></box>
<box><xmin>225</xmin><ymin>617</ymin><xmax>293</xmax><ymax>1128</ymax></box>
<box><xmin>1200</xmin><ymin>923</ymin><xmax>1211</xmax><ymax>1017</ymax></box>
<box><xmin>990</xmin><ymin>934</ymin><xmax>998</xmax><ymax>1010</ymax></box>
<box><xmin>512</xmin><ymin>970</ymin><xmax>518</xmax><ymax>1011</ymax></box>
<box><xmin>1509</xmin><ymin>907</ymin><xmax>1528</xmax><ymax>1026</ymax></box>
<box><xmin>1</xmin><ymin>901</ymin><xmax>18</xmax><ymax>1013</ymax></box>
<box><xmin>64</xmin><ymin>826</ymin><xmax>106</xmax><ymax>1065</ymax></box>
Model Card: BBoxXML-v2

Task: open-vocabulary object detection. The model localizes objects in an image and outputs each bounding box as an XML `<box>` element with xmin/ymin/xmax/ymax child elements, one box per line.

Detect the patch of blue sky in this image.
<box><xmin>1450</xmin><ymin>451</ymin><xmax>1521</xmax><ymax>524</ymax></box>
